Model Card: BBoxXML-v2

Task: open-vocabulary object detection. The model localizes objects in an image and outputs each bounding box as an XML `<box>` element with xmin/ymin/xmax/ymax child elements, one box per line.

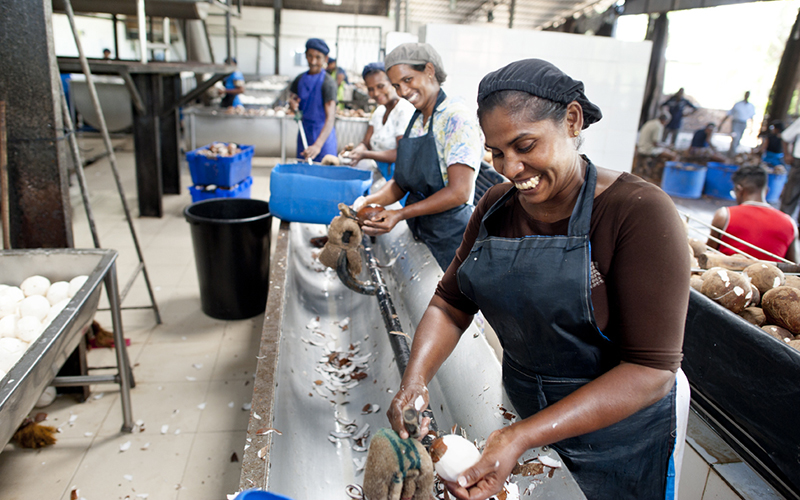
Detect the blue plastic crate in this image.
<box><xmin>661</xmin><ymin>162</ymin><xmax>707</xmax><ymax>199</ymax></box>
<box><xmin>703</xmin><ymin>162</ymin><xmax>737</xmax><ymax>200</ymax></box>
<box><xmin>186</xmin><ymin>144</ymin><xmax>254</xmax><ymax>187</ymax></box>
<box><xmin>269</xmin><ymin>163</ymin><xmax>373</xmax><ymax>224</ymax></box>
<box><xmin>234</xmin><ymin>491</ymin><xmax>294</xmax><ymax>500</ymax></box>
<box><xmin>189</xmin><ymin>175</ymin><xmax>252</xmax><ymax>203</ymax></box>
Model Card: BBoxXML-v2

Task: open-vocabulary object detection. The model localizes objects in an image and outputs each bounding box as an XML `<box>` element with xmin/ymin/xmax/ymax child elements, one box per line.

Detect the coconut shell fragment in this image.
<box><xmin>743</xmin><ymin>263</ymin><xmax>784</xmax><ymax>295</ymax></box>
<box><xmin>761</xmin><ymin>286</ymin><xmax>800</xmax><ymax>334</ymax></box>
<box><xmin>700</xmin><ymin>268</ymin><xmax>753</xmax><ymax>314</ymax></box>
<box><xmin>739</xmin><ymin>307</ymin><xmax>766</xmax><ymax>326</ymax></box>
<box><xmin>356</xmin><ymin>204</ymin><xmax>385</xmax><ymax>225</ymax></box>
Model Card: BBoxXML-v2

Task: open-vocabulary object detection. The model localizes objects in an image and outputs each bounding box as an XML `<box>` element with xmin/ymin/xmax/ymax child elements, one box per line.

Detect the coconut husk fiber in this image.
<box><xmin>319</xmin><ymin>204</ymin><xmax>363</xmax><ymax>277</ymax></box>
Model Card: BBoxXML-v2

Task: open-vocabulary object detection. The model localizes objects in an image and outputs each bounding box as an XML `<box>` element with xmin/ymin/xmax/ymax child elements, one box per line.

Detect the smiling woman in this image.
<box><xmin>385</xmin><ymin>59</ymin><xmax>693</xmax><ymax>500</ymax></box>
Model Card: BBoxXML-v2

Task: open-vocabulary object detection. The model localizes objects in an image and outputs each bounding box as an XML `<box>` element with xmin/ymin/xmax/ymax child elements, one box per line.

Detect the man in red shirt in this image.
<box><xmin>707</xmin><ymin>165</ymin><xmax>798</xmax><ymax>262</ymax></box>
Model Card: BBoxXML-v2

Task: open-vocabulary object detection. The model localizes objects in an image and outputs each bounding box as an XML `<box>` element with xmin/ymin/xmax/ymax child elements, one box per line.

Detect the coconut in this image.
<box><xmin>0</xmin><ymin>287</ymin><xmax>24</xmax><ymax>318</ymax></box>
<box><xmin>761</xmin><ymin>286</ymin><xmax>800</xmax><ymax>334</ymax></box>
<box><xmin>34</xmin><ymin>386</ymin><xmax>57</xmax><ymax>408</ymax></box>
<box><xmin>19</xmin><ymin>295</ymin><xmax>51</xmax><ymax>322</ymax></box>
<box><xmin>701</xmin><ymin>267</ymin><xmax>726</xmax><ymax>281</ymax></box>
<box><xmin>356</xmin><ymin>204</ymin><xmax>385</xmax><ymax>225</ymax></box>
<box><xmin>787</xmin><ymin>339</ymin><xmax>800</xmax><ymax>352</ymax></box>
<box><xmin>762</xmin><ymin>325</ymin><xmax>794</xmax><ymax>342</ymax></box>
<box><xmin>0</xmin><ymin>315</ymin><xmax>18</xmax><ymax>338</ymax></box>
<box><xmin>43</xmin><ymin>298</ymin><xmax>70</xmax><ymax>328</ymax></box>
<box><xmin>15</xmin><ymin>316</ymin><xmax>44</xmax><ymax>343</ymax></box>
<box><xmin>68</xmin><ymin>275</ymin><xmax>89</xmax><ymax>298</ymax></box>
<box><xmin>700</xmin><ymin>269</ymin><xmax>753</xmax><ymax>313</ymax></box>
<box><xmin>688</xmin><ymin>238</ymin><xmax>707</xmax><ymax>258</ymax></box>
<box><xmin>0</xmin><ymin>368</ymin><xmax>6</xmax><ymax>381</ymax></box>
<box><xmin>689</xmin><ymin>275</ymin><xmax>704</xmax><ymax>292</ymax></box>
<box><xmin>0</xmin><ymin>337</ymin><xmax>28</xmax><ymax>373</ymax></box>
<box><xmin>739</xmin><ymin>307</ymin><xmax>766</xmax><ymax>327</ymax></box>
<box><xmin>20</xmin><ymin>275</ymin><xmax>50</xmax><ymax>297</ymax></box>
<box><xmin>46</xmin><ymin>281</ymin><xmax>70</xmax><ymax>306</ymax></box>
<box><xmin>429</xmin><ymin>434</ymin><xmax>482</xmax><ymax>483</ymax></box>
<box><xmin>784</xmin><ymin>275</ymin><xmax>800</xmax><ymax>289</ymax></box>
<box><xmin>742</xmin><ymin>263</ymin><xmax>784</xmax><ymax>296</ymax></box>
<box><xmin>747</xmin><ymin>286</ymin><xmax>761</xmax><ymax>307</ymax></box>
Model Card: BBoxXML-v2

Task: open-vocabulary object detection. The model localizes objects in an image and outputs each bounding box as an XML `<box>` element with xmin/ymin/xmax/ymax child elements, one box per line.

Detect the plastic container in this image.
<box><xmin>186</xmin><ymin>144</ymin><xmax>254</xmax><ymax>187</ymax></box>
<box><xmin>661</xmin><ymin>162</ymin><xmax>707</xmax><ymax>199</ymax></box>
<box><xmin>189</xmin><ymin>176</ymin><xmax>253</xmax><ymax>203</ymax></box>
<box><xmin>184</xmin><ymin>199</ymin><xmax>271</xmax><ymax>320</ymax></box>
<box><xmin>269</xmin><ymin>163</ymin><xmax>373</xmax><ymax>224</ymax></box>
<box><xmin>767</xmin><ymin>172</ymin><xmax>788</xmax><ymax>204</ymax></box>
<box><xmin>703</xmin><ymin>162</ymin><xmax>738</xmax><ymax>200</ymax></box>
<box><xmin>234</xmin><ymin>491</ymin><xmax>294</xmax><ymax>500</ymax></box>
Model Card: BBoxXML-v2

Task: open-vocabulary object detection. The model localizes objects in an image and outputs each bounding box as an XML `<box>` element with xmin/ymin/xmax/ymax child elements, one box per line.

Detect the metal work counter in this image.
<box><xmin>238</xmin><ymin>221</ymin><xmax>586</xmax><ymax>498</ymax></box>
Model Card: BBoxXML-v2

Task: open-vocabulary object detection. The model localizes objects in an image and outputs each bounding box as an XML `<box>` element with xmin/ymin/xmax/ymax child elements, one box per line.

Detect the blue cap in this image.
<box><xmin>306</xmin><ymin>38</ymin><xmax>330</xmax><ymax>56</ymax></box>
<box><xmin>361</xmin><ymin>62</ymin><xmax>385</xmax><ymax>80</ymax></box>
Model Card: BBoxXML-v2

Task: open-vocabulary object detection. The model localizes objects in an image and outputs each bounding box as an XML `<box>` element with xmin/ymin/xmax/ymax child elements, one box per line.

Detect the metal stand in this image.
<box><xmin>62</xmin><ymin>0</ymin><xmax>161</xmax><ymax>324</ymax></box>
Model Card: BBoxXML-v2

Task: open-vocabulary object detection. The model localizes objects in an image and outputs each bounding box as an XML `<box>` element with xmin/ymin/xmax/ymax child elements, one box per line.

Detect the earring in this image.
<box><xmin>573</xmin><ymin>130</ymin><xmax>579</xmax><ymax>137</ymax></box>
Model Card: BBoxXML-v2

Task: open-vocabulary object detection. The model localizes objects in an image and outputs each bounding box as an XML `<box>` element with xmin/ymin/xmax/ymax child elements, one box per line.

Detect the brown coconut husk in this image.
<box><xmin>13</xmin><ymin>412</ymin><xmax>57</xmax><ymax>449</ymax></box>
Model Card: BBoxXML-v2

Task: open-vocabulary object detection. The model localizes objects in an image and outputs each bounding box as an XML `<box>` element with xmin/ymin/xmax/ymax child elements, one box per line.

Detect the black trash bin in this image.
<box><xmin>184</xmin><ymin>198</ymin><xmax>272</xmax><ymax>320</ymax></box>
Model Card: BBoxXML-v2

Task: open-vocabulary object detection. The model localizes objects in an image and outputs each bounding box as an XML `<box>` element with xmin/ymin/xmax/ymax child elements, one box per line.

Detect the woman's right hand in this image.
<box><xmin>387</xmin><ymin>379</ymin><xmax>430</xmax><ymax>439</ymax></box>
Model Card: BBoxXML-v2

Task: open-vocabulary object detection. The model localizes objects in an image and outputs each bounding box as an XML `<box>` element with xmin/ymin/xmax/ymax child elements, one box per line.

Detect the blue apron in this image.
<box><xmin>393</xmin><ymin>90</ymin><xmax>473</xmax><ymax>270</ymax></box>
<box><xmin>297</xmin><ymin>71</ymin><xmax>337</xmax><ymax>162</ymax></box>
<box><xmin>457</xmin><ymin>161</ymin><xmax>676</xmax><ymax>499</ymax></box>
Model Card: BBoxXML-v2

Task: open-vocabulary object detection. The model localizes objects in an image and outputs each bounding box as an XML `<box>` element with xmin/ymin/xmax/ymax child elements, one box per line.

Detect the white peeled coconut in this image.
<box><xmin>19</xmin><ymin>295</ymin><xmax>51</xmax><ymax>322</ymax></box>
<box><xmin>68</xmin><ymin>275</ymin><xmax>89</xmax><ymax>298</ymax></box>
<box><xmin>43</xmin><ymin>298</ymin><xmax>70</xmax><ymax>328</ymax></box>
<box><xmin>0</xmin><ymin>287</ymin><xmax>24</xmax><ymax>318</ymax></box>
<box><xmin>0</xmin><ymin>368</ymin><xmax>6</xmax><ymax>381</ymax></box>
<box><xmin>16</xmin><ymin>316</ymin><xmax>44</xmax><ymax>343</ymax></box>
<box><xmin>430</xmin><ymin>434</ymin><xmax>483</xmax><ymax>482</ymax></box>
<box><xmin>46</xmin><ymin>281</ymin><xmax>70</xmax><ymax>306</ymax></box>
<box><xmin>0</xmin><ymin>337</ymin><xmax>28</xmax><ymax>373</ymax></box>
<box><xmin>20</xmin><ymin>275</ymin><xmax>51</xmax><ymax>297</ymax></box>
<box><xmin>35</xmin><ymin>386</ymin><xmax>57</xmax><ymax>408</ymax></box>
<box><xmin>0</xmin><ymin>315</ymin><xmax>18</xmax><ymax>338</ymax></box>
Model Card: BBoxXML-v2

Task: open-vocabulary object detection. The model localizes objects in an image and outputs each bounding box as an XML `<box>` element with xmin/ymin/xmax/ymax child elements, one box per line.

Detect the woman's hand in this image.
<box><xmin>361</xmin><ymin>209</ymin><xmax>403</xmax><ymax>236</ymax></box>
<box><xmin>302</xmin><ymin>143</ymin><xmax>321</xmax><ymax>161</ymax></box>
<box><xmin>387</xmin><ymin>379</ymin><xmax>431</xmax><ymax>439</ymax></box>
<box><xmin>445</xmin><ymin>426</ymin><xmax>526</xmax><ymax>500</ymax></box>
<box><xmin>347</xmin><ymin>147</ymin><xmax>369</xmax><ymax>164</ymax></box>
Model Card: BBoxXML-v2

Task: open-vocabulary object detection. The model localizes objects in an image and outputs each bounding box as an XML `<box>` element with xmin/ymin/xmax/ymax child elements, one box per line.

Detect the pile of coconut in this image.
<box><xmin>0</xmin><ymin>274</ymin><xmax>88</xmax><ymax>380</ymax></box>
<box><xmin>689</xmin><ymin>260</ymin><xmax>800</xmax><ymax>351</ymax></box>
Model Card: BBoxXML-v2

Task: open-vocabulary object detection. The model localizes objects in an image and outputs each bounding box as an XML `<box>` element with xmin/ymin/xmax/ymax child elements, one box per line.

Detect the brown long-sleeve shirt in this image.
<box><xmin>436</xmin><ymin>172</ymin><xmax>689</xmax><ymax>372</ymax></box>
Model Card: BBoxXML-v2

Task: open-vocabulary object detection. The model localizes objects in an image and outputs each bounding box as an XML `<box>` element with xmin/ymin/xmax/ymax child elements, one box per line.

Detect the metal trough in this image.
<box><xmin>0</xmin><ymin>249</ymin><xmax>133</xmax><ymax>451</ymax></box>
<box><xmin>240</xmin><ymin>221</ymin><xmax>585</xmax><ymax>498</ymax></box>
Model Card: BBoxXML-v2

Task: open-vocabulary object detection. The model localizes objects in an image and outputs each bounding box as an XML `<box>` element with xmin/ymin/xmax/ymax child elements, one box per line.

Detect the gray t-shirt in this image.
<box><xmin>290</xmin><ymin>72</ymin><xmax>337</xmax><ymax>103</ymax></box>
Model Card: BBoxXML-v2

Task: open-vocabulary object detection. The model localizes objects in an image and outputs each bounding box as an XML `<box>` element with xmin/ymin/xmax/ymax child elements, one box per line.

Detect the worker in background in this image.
<box><xmin>326</xmin><ymin>57</ymin><xmax>349</xmax><ymax>83</ymax></box>
<box><xmin>220</xmin><ymin>57</ymin><xmax>245</xmax><ymax>108</ymax></box>
<box><xmin>336</xmin><ymin>71</ymin><xmax>347</xmax><ymax>111</ymax></box>
<box><xmin>779</xmin><ymin>117</ymin><xmax>800</xmax><ymax>220</ymax></box>
<box><xmin>102</xmin><ymin>48</ymin><xmax>111</xmax><ymax>60</ymax></box>
<box><xmin>637</xmin><ymin>113</ymin><xmax>678</xmax><ymax>161</ymax></box>
<box><xmin>356</xmin><ymin>43</ymin><xmax>484</xmax><ymax>270</ymax></box>
<box><xmin>345</xmin><ymin>62</ymin><xmax>415</xmax><ymax>180</ymax></box>
<box><xmin>388</xmin><ymin>58</ymin><xmax>690</xmax><ymax>500</ymax></box>
<box><xmin>689</xmin><ymin>123</ymin><xmax>727</xmax><ymax>163</ymax></box>
<box><xmin>756</xmin><ymin>120</ymin><xmax>785</xmax><ymax>167</ymax></box>
<box><xmin>707</xmin><ymin>165</ymin><xmax>797</xmax><ymax>262</ymax></box>
<box><xmin>289</xmin><ymin>38</ymin><xmax>338</xmax><ymax>162</ymax></box>
<box><xmin>719</xmin><ymin>91</ymin><xmax>756</xmax><ymax>156</ymax></box>
<box><xmin>660</xmin><ymin>88</ymin><xmax>697</xmax><ymax>145</ymax></box>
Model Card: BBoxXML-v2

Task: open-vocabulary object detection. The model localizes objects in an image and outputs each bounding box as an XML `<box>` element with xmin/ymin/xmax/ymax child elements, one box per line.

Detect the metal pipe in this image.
<box><xmin>106</xmin><ymin>260</ymin><xmax>135</xmax><ymax>432</ymax></box>
<box><xmin>112</xmin><ymin>14</ymin><xmax>120</xmax><ymax>59</ymax></box>
<box><xmin>0</xmin><ymin>102</ymin><xmax>9</xmax><ymax>249</ymax></box>
<box><xmin>394</xmin><ymin>0</ymin><xmax>401</xmax><ymax>32</ymax></box>
<box><xmin>225</xmin><ymin>0</ymin><xmax>232</xmax><ymax>63</ymax></box>
<box><xmin>163</xmin><ymin>17</ymin><xmax>171</xmax><ymax>61</ymax></box>
<box><xmin>137</xmin><ymin>0</ymin><xmax>147</xmax><ymax>63</ymax></box>
<box><xmin>274</xmin><ymin>0</ymin><xmax>282</xmax><ymax>74</ymax></box>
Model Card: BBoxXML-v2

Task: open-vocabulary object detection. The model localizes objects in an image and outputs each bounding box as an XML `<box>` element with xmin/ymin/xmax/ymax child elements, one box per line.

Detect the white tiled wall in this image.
<box><xmin>421</xmin><ymin>24</ymin><xmax>653</xmax><ymax>173</ymax></box>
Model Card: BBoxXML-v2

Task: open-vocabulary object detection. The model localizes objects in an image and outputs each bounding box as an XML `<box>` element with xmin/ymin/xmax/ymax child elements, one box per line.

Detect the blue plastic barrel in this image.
<box><xmin>235</xmin><ymin>491</ymin><xmax>294</xmax><ymax>500</ymax></box>
<box><xmin>703</xmin><ymin>162</ymin><xmax>738</xmax><ymax>200</ymax></box>
<box><xmin>767</xmin><ymin>172</ymin><xmax>787</xmax><ymax>204</ymax></box>
<box><xmin>661</xmin><ymin>162</ymin><xmax>707</xmax><ymax>199</ymax></box>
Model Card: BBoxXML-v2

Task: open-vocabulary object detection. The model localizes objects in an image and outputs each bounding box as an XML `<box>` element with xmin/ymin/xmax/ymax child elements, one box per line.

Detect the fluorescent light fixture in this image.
<box><xmin>322</xmin><ymin>0</ymin><xmax>342</xmax><ymax>5</ymax></box>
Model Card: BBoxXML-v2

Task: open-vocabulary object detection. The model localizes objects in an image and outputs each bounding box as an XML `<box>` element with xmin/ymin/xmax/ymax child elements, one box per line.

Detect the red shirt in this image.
<box><xmin>719</xmin><ymin>202</ymin><xmax>797</xmax><ymax>261</ymax></box>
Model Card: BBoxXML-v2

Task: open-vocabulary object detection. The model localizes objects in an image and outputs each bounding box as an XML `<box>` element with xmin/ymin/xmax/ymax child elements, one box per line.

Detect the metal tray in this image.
<box><xmin>0</xmin><ymin>249</ymin><xmax>116</xmax><ymax>451</ymax></box>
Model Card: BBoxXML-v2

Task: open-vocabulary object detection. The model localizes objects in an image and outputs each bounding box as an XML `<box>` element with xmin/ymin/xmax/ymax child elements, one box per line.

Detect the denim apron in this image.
<box><xmin>296</xmin><ymin>71</ymin><xmax>337</xmax><ymax>162</ymax></box>
<box><xmin>457</xmin><ymin>162</ymin><xmax>677</xmax><ymax>499</ymax></box>
<box><xmin>393</xmin><ymin>90</ymin><xmax>473</xmax><ymax>270</ymax></box>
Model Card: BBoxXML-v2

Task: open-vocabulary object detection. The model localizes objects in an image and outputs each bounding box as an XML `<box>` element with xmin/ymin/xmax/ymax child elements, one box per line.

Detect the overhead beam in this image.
<box><xmin>623</xmin><ymin>0</ymin><xmax>776</xmax><ymax>16</ymax></box>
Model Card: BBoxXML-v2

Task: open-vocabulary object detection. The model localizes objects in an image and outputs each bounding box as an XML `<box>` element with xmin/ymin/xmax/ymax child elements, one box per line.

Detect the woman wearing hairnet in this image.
<box><xmin>387</xmin><ymin>59</ymin><xmax>691</xmax><ymax>500</ymax></box>
<box><xmin>356</xmin><ymin>43</ymin><xmax>484</xmax><ymax>271</ymax></box>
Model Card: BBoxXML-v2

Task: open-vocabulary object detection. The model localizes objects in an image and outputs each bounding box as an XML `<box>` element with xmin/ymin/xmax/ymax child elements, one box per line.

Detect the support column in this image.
<box><xmin>160</xmin><ymin>75</ymin><xmax>181</xmax><ymax>195</ymax></box>
<box><xmin>0</xmin><ymin>0</ymin><xmax>73</xmax><ymax>249</ymax></box>
<box><xmin>766</xmin><ymin>8</ymin><xmax>800</xmax><ymax>125</ymax></box>
<box><xmin>639</xmin><ymin>13</ymin><xmax>669</xmax><ymax>129</ymax></box>
<box><xmin>275</xmin><ymin>0</ymin><xmax>282</xmax><ymax>75</ymax></box>
<box><xmin>132</xmin><ymin>74</ymin><xmax>163</xmax><ymax>218</ymax></box>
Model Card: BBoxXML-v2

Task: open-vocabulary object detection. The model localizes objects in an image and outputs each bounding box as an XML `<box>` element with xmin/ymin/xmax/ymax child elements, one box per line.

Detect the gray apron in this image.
<box><xmin>393</xmin><ymin>90</ymin><xmax>473</xmax><ymax>271</ymax></box>
<box><xmin>456</xmin><ymin>161</ymin><xmax>676</xmax><ymax>499</ymax></box>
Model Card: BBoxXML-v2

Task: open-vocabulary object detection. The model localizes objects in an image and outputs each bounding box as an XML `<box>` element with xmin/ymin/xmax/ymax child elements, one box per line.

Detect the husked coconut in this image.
<box><xmin>762</xmin><ymin>325</ymin><xmax>794</xmax><ymax>342</ymax></box>
<box><xmin>0</xmin><ymin>337</ymin><xmax>28</xmax><ymax>372</ymax></box>
<box><xmin>429</xmin><ymin>434</ymin><xmax>482</xmax><ymax>482</ymax></box>
<box><xmin>0</xmin><ymin>287</ymin><xmax>24</xmax><ymax>318</ymax></box>
<box><xmin>68</xmin><ymin>275</ymin><xmax>89</xmax><ymax>298</ymax></box>
<box><xmin>688</xmin><ymin>238</ymin><xmax>706</xmax><ymax>258</ymax></box>
<box><xmin>15</xmin><ymin>317</ymin><xmax>43</xmax><ymax>343</ymax></box>
<box><xmin>700</xmin><ymin>269</ymin><xmax>753</xmax><ymax>313</ymax></box>
<box><xmin>43</xmin><ymin>298</ymin><xmax>70</xmax><ymax>328</ymax></box>
<box><xmin>690</xmin><ymin>275</ymin><xmax>704</xmax><ymax>292</ymax></box>
<box><xmin>747</xmin><ymin>286</ymin><xmax>761</xmax><ymax>307</ymax></box>
<box><xmin>762</xmin><ymin>286</ymin><xmax>800</xmax><ymax>334</ymax></box>
<box><xmin>0</xmin><ymin>315</ymin><xmax>18</xmax><ymax>338</ymax></box>
<box><xmin>46</xmin><ymin>281</ymin><xmax>70</xmax><ymax>306</ymax></box>
<box><xmin>701</xmin><ymin>267</ymin><xmax>726</xmax><ymax>281</ymax></box>
<box><xmin>787</xmin><ymin>339</ymin><xmax>800</xmax><ymax>352</ymax></box>
<box><xmin>0</xmin><ymin>368</ymin><xmax>6</xmax><ymax>381</ymax></box>
<box><xmin>739</xmin><ymin>307</ymin><xmax>766</xmax><ymax>326</ymax></box>
<box><xmin>20</xmin><ymin>275</ymin><xmax>50</xmax><ymax>297</ymax></box>
<box><xmin>743</xmin><ymin>263</ymin><xmax>785</xmax><ymax>295</ymax></box>
<box><xmin>785</xmin><ymin>275</ymin><xmax>800</xmax><ymax>289</ymax></box>
<box><xmin>19</xmin><ymin>295</ymin><xmax>50</xmax><ymax>322</ymax></box>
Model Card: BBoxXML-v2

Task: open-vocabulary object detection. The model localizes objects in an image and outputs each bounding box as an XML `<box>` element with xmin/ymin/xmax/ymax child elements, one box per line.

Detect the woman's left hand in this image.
<box><xmin>347</xmin><ymin>148</ymin><xmax>367</xmax><ymax>164</ymax></box>
<box><xmin>444</xmin><ymin>426</ymin><xmax>525</xmax><ymax>500</ymax></box>
<box><xmin>361</xmin><ymin>209</ymin><xmax>403</xmax><ymax>236</ymax></box>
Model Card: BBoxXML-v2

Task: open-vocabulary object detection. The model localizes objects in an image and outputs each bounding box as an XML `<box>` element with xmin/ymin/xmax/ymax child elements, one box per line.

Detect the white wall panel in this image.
<box><xmin>421</xmin><ymin>24</ymin><xmax>651</xmax><ymax>173</ymax></box>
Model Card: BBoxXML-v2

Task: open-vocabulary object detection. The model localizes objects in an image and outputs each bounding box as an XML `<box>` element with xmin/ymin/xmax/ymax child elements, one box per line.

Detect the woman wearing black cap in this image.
<box><xmin>356</xmin><ymin>43</ymin><xmax>484</xmax><ymax>271</ymax></box>
<box><xmin>289</xmin><ymin>38</ymin><xmax>338</xmax><ymax>162</ymax></box>
<box><xmin>387</xmin><ymin>59</ymin><xmax>690</xmax><ymax>499</ymax></box>
<box><xmin>346</xmin><ymin>62</ymin><xmax>415</xmax><ymax>180</ymax></box>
